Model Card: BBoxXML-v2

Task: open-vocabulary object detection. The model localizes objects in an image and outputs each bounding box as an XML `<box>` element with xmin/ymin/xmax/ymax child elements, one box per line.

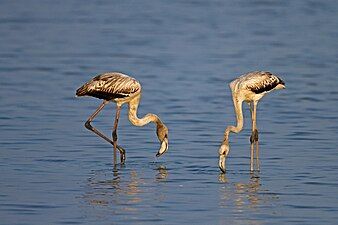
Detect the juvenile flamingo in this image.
<box><xmin>76</xmin><ymin>72</ymin><xmax>169</xmax><ymax>164</ymax></box>
<box><xmin>219</xmin><ymin>71</ymin><xmax>285</xmax><ymax>173</ymax></box>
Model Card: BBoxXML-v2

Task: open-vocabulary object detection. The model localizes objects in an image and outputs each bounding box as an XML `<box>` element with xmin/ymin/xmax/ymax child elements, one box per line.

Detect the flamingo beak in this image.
<box><xmin>219</xmin><ymin>154</ymin><xmax>226</xmax><ymax>173</ymax></box>
<box><xmin>156</xmin><ymin>137</ymin><xmax>168</xmax><ymax>157</ymax></box>
<box><xmin>219</xmin><ymin>144</ymin><xmax>229</xmax><ymax>173</ymax></box>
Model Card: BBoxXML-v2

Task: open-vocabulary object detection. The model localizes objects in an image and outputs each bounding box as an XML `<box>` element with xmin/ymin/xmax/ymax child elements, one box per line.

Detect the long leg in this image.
<box><xmin>253</xmin><ymin>101</ymin><xmax>260</xmax><ymax>171</ymax></box>
<box><xmin>249</xmin><ymin>101</ymin><xmax>259</xmax><ymax>172</ymax></box>
<box><xmin>249</xmin><ymin>102</ymin><xmax>254</xmax><ymax>172</ymax></box>
<box><xmin>112</xmin><ymin>104</ymin><xmax>126</xmax><ymax>164</ymax></box>
<box><xmin>256</xmin><ymin>136</ymin><xmax>260</xmax><ymax>171</ymax></box>
<box><xmin>85</xmin><ymin>100</ymin><xmax>112</xmax><ymax>144</ymax></box>
<box><xmin>84</xmin><ymin>100</ymin><xmax>123</xmax><ymax>164</ymax></box>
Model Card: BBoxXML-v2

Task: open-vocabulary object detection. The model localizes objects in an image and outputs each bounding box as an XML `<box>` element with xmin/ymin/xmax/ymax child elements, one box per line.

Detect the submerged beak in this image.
<box><xmin>156</xmin><ymin>137</ymin><xmax>168</xmax><ymax>157</ymax></box>
<box><xmin>219</xmin><ymin>154</ymin><xmax>226</xmax><ymax>173</ymax></box>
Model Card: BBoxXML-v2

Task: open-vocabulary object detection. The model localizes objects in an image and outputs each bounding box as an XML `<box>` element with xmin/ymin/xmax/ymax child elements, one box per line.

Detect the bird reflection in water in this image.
<box><xmin>83</xmin><ymin>165</ymin><xmax>168</xmax><ymax>212</ymax></box>
<box><xmin>83</xmin><ymin>169</ymin><xmax>142</xmax><ymax>210</ymax></box>
<box><xmin>219</xmin><ymin>173</ymin><xmax>262</xmax><ymax>210</ymax></box>
<box><xmin>155</xmin><ymin>165</ymin><xmax>168</xmax><ymax>182</ymax></box>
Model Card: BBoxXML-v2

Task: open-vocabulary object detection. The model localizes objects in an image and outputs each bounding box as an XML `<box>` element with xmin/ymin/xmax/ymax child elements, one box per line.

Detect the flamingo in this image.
<box><xmin>218</xmin><ymin>71</ymin><xmax>285</xmax><ymax>173</ymax></box>
<box><xmin>76</xmin><ymin>72</ymin><xmax>169</xmax><ymax>164</ymax></box>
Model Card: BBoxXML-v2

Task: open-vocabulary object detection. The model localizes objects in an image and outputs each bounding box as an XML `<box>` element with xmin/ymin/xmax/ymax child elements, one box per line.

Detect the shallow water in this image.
<box><xmin>1</xmin><ymin>0</ymin><xmax>338</xmax><ymax>224</ymax></box>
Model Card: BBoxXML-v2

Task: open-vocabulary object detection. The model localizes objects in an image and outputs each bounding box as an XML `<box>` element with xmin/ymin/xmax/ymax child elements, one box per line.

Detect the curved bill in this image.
<box><xmin>219</xmin><ymin>155</ymin><xmax>226</xmax><ymax>173</ymax></box>
<box><xmin>156</xmin><ymin>137</ymin><xmax>168</xmax><ymax>157</ymax></box>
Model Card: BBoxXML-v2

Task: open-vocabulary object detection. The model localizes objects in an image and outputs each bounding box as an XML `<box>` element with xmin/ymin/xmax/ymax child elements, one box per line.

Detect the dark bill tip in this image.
<box><xmin>219</xmin><ymin>166</ymin><xmax>226</xmax><ymax>174</ymax></box>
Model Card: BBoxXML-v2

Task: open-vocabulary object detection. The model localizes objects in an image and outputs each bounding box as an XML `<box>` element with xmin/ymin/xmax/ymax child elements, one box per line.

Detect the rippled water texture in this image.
<box><xmin>1</xmin><ymin>0</ymin><xmax>338</xmax><ymax>224</ymax></box>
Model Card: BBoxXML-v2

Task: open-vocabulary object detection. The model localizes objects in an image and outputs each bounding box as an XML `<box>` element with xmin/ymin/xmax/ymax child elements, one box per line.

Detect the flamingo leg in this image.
<box><xmin>249</xmin><ymin>101</ymin><xmax>259</xmax><ymax>172</ymax></box>
<box><xmin>256</xmin><ymin>136</ymin><xmax>260</xmax><ymax>171</ymax></box>
<box><xmin>250</xmin><ymin>142</ymin><xmax>254</xmax><ymax>172</ymax></box>
<box><xmin>112</xmin><ymin>104</ymin><xmax>126</xmax><ymax>164</ymax></box>
<box><xmin>253</xmin><ymin>101</ymin><xmax>260</xmax><ymax>171</ymax></box>
<box><xmin>84</xmin><ymin>100</ymin><xmax>124</xmax><ymax>165</ymax></box>
<box><xmin>249</xmin><ymin>103</ymin><xmax>254</xmax><ymax>172</ymax></box>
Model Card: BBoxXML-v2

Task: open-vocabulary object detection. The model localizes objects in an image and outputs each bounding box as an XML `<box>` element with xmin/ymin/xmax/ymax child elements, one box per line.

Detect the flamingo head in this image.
<box><xmin>219</xmin><ymin>142</ymin><xmax>230</xmax><ymax>173</ymax></box>
<box><xmin>156</xmin><ymin>124</ymin><xmax>169</xmax><ymax>157</ymax></box>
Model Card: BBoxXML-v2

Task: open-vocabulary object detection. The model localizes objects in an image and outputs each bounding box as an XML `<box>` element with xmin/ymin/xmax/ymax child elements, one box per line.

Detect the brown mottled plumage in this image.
<box><xmin>76</xmin><ymin>72</ymin><xmax>168</xmax><ymax>165</ymax></box>
<box><xmin>219</xmin><ymin>71</ymin><xmax>285</xmax><ymax>173</ymax></box>
<box><xmin>76</xmin><ymin>72</ymin><xmax>141</xmax><ymax>100</ymax></box>
<box><xmin>235</xmin><ymin>71</ymin><xmax>285</xmax><ymax>94</ymax></box>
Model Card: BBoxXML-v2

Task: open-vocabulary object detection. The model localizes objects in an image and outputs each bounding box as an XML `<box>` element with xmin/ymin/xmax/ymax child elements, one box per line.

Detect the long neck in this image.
<box><xmin>128</xmin><ymin>95</ymin><xmax>163</xmax><ymax>127</ymax></box>
<box><xmin>223</xmin><ymin>96</ymin><xmax>244</xmax><ymax>143</ymax></box>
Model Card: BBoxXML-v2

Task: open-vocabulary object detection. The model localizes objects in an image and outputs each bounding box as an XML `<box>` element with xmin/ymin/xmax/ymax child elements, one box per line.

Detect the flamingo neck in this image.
<box><xmin>128</xmin><ymin>95</ymin><xmax>162</xmax><ymax>127</ymax></box>
<box><xmin>223</xmin><ymin>97</ymin><xmax>244</xmax><ymax>144</ymax></box>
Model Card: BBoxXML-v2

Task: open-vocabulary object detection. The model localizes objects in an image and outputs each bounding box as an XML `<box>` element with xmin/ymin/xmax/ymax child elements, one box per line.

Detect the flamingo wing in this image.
<box><xmin>241</xmin><ymin>71</ymin><xmax>285</xmax><ymax>94</ymax></box>
<box><xmin>76</xmin><ymin>72</ymin><xmax>141</xmax><ymax>100</ymax></box>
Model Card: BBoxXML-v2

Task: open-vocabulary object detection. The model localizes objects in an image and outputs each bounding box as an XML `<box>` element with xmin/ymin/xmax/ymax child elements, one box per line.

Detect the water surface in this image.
<box><xmin>1</xmin><ymin>0</ymin><xmax>338</xmax><ymax>224</ymax></box>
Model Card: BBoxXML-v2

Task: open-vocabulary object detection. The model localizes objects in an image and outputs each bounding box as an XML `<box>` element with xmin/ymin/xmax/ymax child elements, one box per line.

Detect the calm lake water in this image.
<box><xmin>1</xmin><ymin>0</ymin><xmax>338</xmax><ymax>224</ymax></box>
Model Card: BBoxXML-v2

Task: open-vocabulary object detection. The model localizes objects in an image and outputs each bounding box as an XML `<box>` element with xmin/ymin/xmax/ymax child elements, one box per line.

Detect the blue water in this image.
<box><xmin>1</xmin><ymin>0</ymin><xmax>338</xmax><ymax>224</ymax></box>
